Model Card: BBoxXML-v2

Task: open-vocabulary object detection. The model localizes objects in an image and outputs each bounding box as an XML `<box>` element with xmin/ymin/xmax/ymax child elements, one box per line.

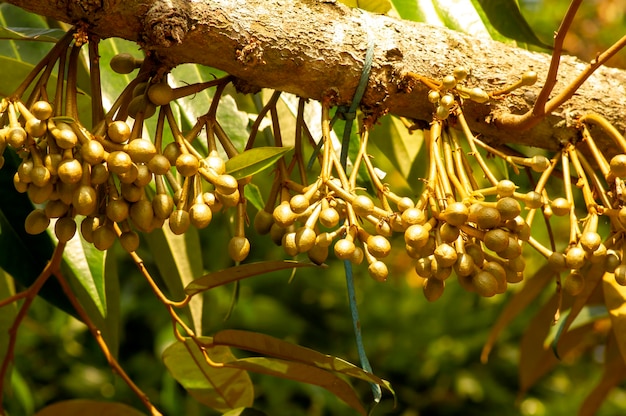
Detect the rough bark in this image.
<box><xmin>6</xmin><ymin>0</ymin><xmax>626</xmax><ymax>154</ymax></box>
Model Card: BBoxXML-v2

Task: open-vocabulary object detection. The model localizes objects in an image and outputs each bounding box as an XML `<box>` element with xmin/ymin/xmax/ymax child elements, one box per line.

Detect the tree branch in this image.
<box><xmin>7</xmin><ymin>0</ymin><xmax>626</xmax><ymax>154</ymax></box>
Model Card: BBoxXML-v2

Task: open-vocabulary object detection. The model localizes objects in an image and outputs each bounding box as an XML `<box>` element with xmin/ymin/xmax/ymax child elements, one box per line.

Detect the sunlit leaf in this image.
<box><xmin>162</xmin><ymin>337</ymin><xmax>254</xmax><ymax>412</ymax></box>
<box><xmin>433</xmin><ymin>0</ymin><xmax>491</xmax><ymax>38</ymax></box>
<box><xmin>145</xmin><ymin>226</ymin><xmax>204</xmax><ymax>334</ymax></box>
<box><xmin>222</xmin><ymin>408</ymin><xmax>268</xmax><ymax>416</ymax></box>
<box><xmin>61</xmin><ymin>231</ymin><xmax>107</xmax><ymax>317</ymax></box>
<box><xmin>602</xmin><ymin>271</ymin><xmax>626</xmax><ymax>363</ymax></box>
<box><xmin>224</xmin><ymin>356</ymin><xmax>367</xmax><ymax>415</ymax></box>
<box><xmin>338</xmin><ymin>0</ymin><xmax>392</xmax><ymax>13</ymax></box>
<box><xmin>0</xmin><ymin>268</ymin><xmax>16</xmax><ymax>389</ymax></box>
<box><xmin>213</xmin><ymin>329</ymin><xmax>394</xmax><ymax>393</ymax></box>
<box><xmin>34</xmin><ymin>399</ymin><xmax>146</xmax><ymax>416</ymax></box>
<box><xmin>389</xmin><ymin>0</ymin><xmax>421</xmax><ymax>21</ymax></box>
<box><xmin>473</xmin><ymin>0</ymin><xmax>551</xmax><ymax>48</ymax></box>
<box><xmin>579</xmin><ymin>332</ymin><xmax>626</xmax><ymax>416</ymax></box>
<box><xmin>185</xmin><ymin>261</ymin><xmax>318</xmax><ymax>296</ymax></box>
<box><xmin>225</xmin><ymin>147</ymin><xmax>293</xmax><ymax>180</ymax></box>
<box><xmin>0</xmin><ymin>26</ymin><xmax>65</xmax><ymax>42</ymax></box>
<box><xmin>482</xmin><ymin>264</ymin><xmax>554</xmax><ymax>363</ymax></box>
<box><xmin>548</xmin><ymin>304</ymin><xmax>608</xmax><ymax>357</ymax></box>
<box><xmin>243</xmin><ymin>183</ymin><xmax>264</xmax><ymax>211</ymax></box>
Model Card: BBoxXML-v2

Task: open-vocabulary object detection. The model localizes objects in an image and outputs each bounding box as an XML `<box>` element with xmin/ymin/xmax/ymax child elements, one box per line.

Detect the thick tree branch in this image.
<box><xmin>7</xmin><ymin>0</ymin><xmax>626</xmax><ymax>154</ymax></box>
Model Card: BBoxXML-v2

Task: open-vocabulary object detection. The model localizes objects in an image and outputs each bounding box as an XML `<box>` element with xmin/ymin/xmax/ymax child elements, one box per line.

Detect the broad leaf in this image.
<box><xmin>579</xmin><ymin>332</ymin><xmax>626</xmax><ymax>416</ymax></box>
<box><xmin>0</xmin><ymin>267</ymin><xmax>16</xmax><ymax>389</ymax></box>
<box><xmin>225</xmin><ymin>147</ymin><xmax>293</xmax><ymax>180</ymax></box>
<box><xmin>61</xmin><ymin>231</ymin><xmax>107</xmax><ymax>317</ymax></box>
<box><xmin>162</xmin><ymin>337</ymin><xmax>254</xmax><ymax>412</ymax></box>
<box><xmin>145</xmin><ymin>226</ymin><xmax>204</xmax><ymax>334</ymax></box>
<box><xmin>0</xmin><ymin>5</ymin><xmax>57</xmax><ymax>64</ymax></box>
<box><xmin>339</xmin><ymin>0</ymin><xmax>392</xmax><ymax>14</ymax></box>
<box><xmin>602</xmin><ymin>271</ymin><xmax>626</xmax><ymax>363</ymax></box>
<box><xmin>224</xmin><ymin>356</ymin><xmax>367</xmax><ymax>415</ymax></box>
<box><xmin>213</xmin><ymin>329</ymin><xmax>394</xmax><ymax>393</ymax></box>
<box><xmin>243</xmin><ymin>183</ymin><xmax>264</xmax><ymax>211</ymax></box>
<box><xmin>473</xmin><ymin>0</ymin><xmax>551</xmax><ymax>48</ymax></box>
<box><xmin>0</xmin><ymin>26</ymin><xmax>65</xmax><ymax>42</ymax></box>
<box><xmin>34</xmin><ymin>399</ymin><xmax>146</xmax><ymax>416</ymax></box>
<box><xmin>185</xmin><ymin>261</ymin><xmax>318</xmax><ymax>296</ymax></box>
<box><xmin>548</xmin><ymin>304</ymin><xmax>608</xmax><ymax>357</ymax></box>
<box><xmin>222</xmin><ymin>408</ymin><xmax>268</xmax><ymax>416</ymax></box>
<box><xmin>482</xmin><ymin>264</ymin><xmax>554</xmax><ymax>362</ymax></box>
<box><xmin>433</xmin><ymin>0</ymin><xmax>492</xmax><ymax>39</ymax></box>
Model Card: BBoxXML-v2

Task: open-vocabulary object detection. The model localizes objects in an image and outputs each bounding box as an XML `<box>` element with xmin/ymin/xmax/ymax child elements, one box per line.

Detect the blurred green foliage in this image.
<box><xmin>3</xmin><ymin>1</ymin><xmax>626</xmax><ymax>416</ymax></box>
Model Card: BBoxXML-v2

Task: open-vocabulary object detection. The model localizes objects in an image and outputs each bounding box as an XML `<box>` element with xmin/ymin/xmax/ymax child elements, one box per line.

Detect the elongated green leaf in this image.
<box><xmin>230</xmin><ymin>357</ymin><xmax>366</xmax><ymax>415</ymax></box>
<box><xmin>243</xmin><ymin>183</ymin><xmax>264</xmax><ymax>211</ymax></box>
<box><xmin>474</xmin><ymin>0</ymin><xmax>551</xmax><ymax>48</ymax></box>
<box><xmin>0</xmin><ymin>4</ymin><xmax>56</xmax><ymax>64</ymax></box>
<box><xmin>579</xmin><ymin>332</ymin><xmax>626</xmax><ymax>416</ymax></box>
<box><xmin>34</xmin><ymin>399</ymin><xmax>146</xmax><ymax>416</ymax></box>
<box><xmin>145</xmin><ymin>226</ymin><xmax>204</xmax><ymax>334</ymax></box>
<box><xmin>339</xmin><ymin>0</ymin><xmax>392</xmax><ymax>13</ymax></box>
<box><xmin>482</xmin><ymin>264</ymin><xmax>554</xmax><ymax>362</ymax></box>
<box><xmin>162</xmin><ymin>337</ymin><xmax>254</xmax><ymax>412</ymax></box>
<box><xmin>433</xmin><ymin>0</ymin><xmax>491</xmax><ymax>38</ymax></box>
<box><xmin>185</xmin><ymin>261</ymin><xmax>318</xmax><ymax>296</ymax></box>
<box><xmin>548</xmin><ymin>304</ymin><xmax>608</xmax><ymax>356</ymax></box>
<box><xmin>222</xmin><ymin>408</ymin><xmax>268</xmax><ymax>416</ymax></box>
<box><xmin>225</xmin><ymin>147</ymin><xmax>293</xmax><ymax>180</ymax></box>
<box><xmin>602</xmin><ymin>271</ymin><xmax>626</xmax><ymax>363</ymax></box>
<box><xmin>389</xmin><ymin>0</ymin><xmax>421</xmax><ymax>21</ymax></box>
<box><xmin>213</xmin><ymin>329</ymin><xmax>394</xmax><ymax>394</ymax></box>
<box><xmin>61</xmin><ymin>230</ymin><xmax>107</xmax><ymax>317</ymax></box>
<box><xmin>0</xmin><ymin>268</ymin><xmax>16</xmax><ymax>389</ymax></box>
<box><xmin>0</xmin><ymin>27</ymin><xmax>65</xmax><ymax>42</ymax></box>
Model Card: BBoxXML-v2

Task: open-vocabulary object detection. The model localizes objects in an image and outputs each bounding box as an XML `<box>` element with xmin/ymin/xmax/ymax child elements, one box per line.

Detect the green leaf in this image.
<box><xmin>338</xmin><ymin>0</ymin><xmax>392</xmax><ymax>13</ymax></box>
<box><xmin>222</xmin><ymin>356</ymin><xmax>367</xmax><ymax>415</ymax></box>
<box><xmin>243</xmin><ymin>183</ymin><xmax>264</xmax><ymax>212</ymax></box>
<box><xmin>548</xmin><ymin>304</ymin><xmax>608</xmax><ymax>356</ymax></box>
<box><xmin>214</xmin><ymin>329</ymin><xmax>395</xmax><ymax>394</ymax></box>
<box><xmin>169</xmin><ymin>64</ymin><xmax>249</xmax><ymax>152</ymax></box>
<box><xmin>389</xmin><ymin>0</ymin><xmax>421</xmax><ymax>21</ymax></box>
<box><xmin>473</xmin><ymin>0</ymin><xmax>551</xmax><ymax>48</ymax></box>
<box><xmin>0</xmin><ymin>268</ymin><xmax>16</xmax><ymax>389</ymax></box>
<box><xmin>602</xmin><ymin>271</ymin><xmax>626</xmax><ymax>363</ymax></box>
<box><xmin>481</xmin><ymin>264</ymin><xmax>553</xmax><ymax>362</ymax></box>
<box><xmin>433</xmin><ymin>0</ymin><xmax>491</xmax><ymax>38</ymax></box>
<box><xmin>225</xmin><ymin>147</ymin><xmax>293</xmax><ymax>180</ymax></box>
<box><xmin>144</xmin><ymin>226</ymin><xmax>204</xmax><ymax>334</ymax></box>
<box><xmin>60</xmin><ymin>232</ymin><xmax>107</xmax><ymax>317</ymax></box>
<box><xmin>185</xmin><ymin>261</ymin><xmax>319</xmax><ymax>296</ymax></box>
<box><xmin>222</xmin><ymin>408</ymin><xmax>268</xmax><ymax>416</ymax></box>
<box><xmin>0</xmin><ymin>26</ymin><xmax>65</xmax><ymax>42</ymax></box>
<box><xmin>162</xmin><ymin>337</ymin><xmax>254</xmax><ymax>412</ymax></box>
<box><xmin>34</xmin><ymin>399</ymin><xmax>147</xmax><ymax>416</ymax></box>
<box><xmin>0</xmin><ymin>4</ymin><xmax>55</xmax><ymax>64</ymax></box>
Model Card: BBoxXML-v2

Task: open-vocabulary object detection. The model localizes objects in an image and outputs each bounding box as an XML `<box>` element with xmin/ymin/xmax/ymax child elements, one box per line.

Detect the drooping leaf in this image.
<box><xmin>213</xmin><ymin>329</ymin><xmax>394</xmax><ymax>393</ymax></box>
<box><xmin>222</xmin><ymin>408</ymin><xmax>268</xmax><ymax>416</ymax></box>
<box><xmin>60</xmin><ymin>232</ymin><xmax>107</xmax><ymax>317</ymax></box>
<box><xmin>371</xmin><ymin>116</ymin><xmax>425</xmax><ymax>182</ymax></box>
<box><xmin>548</xmin><ymin>304</ymin><xmax>608</xmax><ymax>357</ymax></box>
<box><xmin>162</xmin><ymin>337</ymin><xmax>254</xmax><ymax>412</ymax></box>
<box><xmin>579</xmin><ymin>332</ymin><xmax>626</xmax><ymax>416</ymax></box>
<box><xmin>145</xmin><ymin>226</ymin><xmax>204</xmax><ymax>334</ymax></box>
<box><xmin>602</xmin><ymin>271</ymin><xmax>626</xmax><ymax>363</ymax></box>
<box><xmin>433</xmin><ymin>0</ymin><xmax>492</xmax><ymax>39</ymax></box>
<box><xmin>185</xmin><ymin>261</ymin><xmax>318</xmax><ymax>296</ymax></box>
<box><xmin>482</xmin><ymin>264</ymin><xmax>554</xmax><ymax>363</ymax></box>
<box><xmin>243</xmin><ymin>183</ymin><xmax>264</xmax><ymax>211</ymax></box>
<box><xmin>225</xmin><ymin>147</ymin><xmax>293</xmax><ymax>180</ymax></box>
<box><xmin>0</xmin><ymin>268</ymin><xmax>16</xmax><ymax>389</ymax></box>
<box><xmin>224</xmin><ymin>356</ymin><xmax>367</xmax><ymax>415</ymax></box>
<box><xmin>0</xmin><ymin>4</ymin><xmax>56</xmax><ymax>65</ymax></box>
<box><xmin>34</xmin><ymin>399</ymin><xmax>146</xmax><ymax>416</ymax></box>
<box><xmin>473</xmin><ymin>0</ymin><xmax>551</xmax><ymax>48</ymax></box>
<box><xmin>338</xmin><ymin>0</ymin><xmax>392</xmax><ymax>14</ymax></box>
<box><xmin>0</xmin><ymin>26</ymin><xmax>65</xmax><ymax>42</ymax></box>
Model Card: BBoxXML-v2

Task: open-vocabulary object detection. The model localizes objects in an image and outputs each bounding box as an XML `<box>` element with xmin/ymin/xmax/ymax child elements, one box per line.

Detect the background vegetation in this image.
<box><xmin>2</xmin><ymin>0</ymin><xmax>626</xmax><ymax>415</ymax></box>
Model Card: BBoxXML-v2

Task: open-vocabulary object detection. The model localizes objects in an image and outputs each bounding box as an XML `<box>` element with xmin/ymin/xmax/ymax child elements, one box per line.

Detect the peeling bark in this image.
<box><xmin>6</xmin><ymin>0</ymin><xmax>626</xmax><ymax>154</ymax></box>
